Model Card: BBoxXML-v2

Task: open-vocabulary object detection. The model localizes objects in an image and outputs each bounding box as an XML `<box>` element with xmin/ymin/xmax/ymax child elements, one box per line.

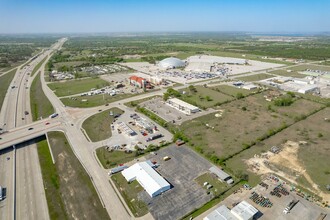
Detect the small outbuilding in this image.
<box><xmin>209</xmin><ymin>167</ymin><xmax>234</xmax><ymax>184</ymax></box>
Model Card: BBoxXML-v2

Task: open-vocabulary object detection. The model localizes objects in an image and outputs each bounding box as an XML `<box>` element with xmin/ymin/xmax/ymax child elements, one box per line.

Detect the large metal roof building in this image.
<box><xmin>122</xmin><ymin>161</ymin><xmax>171</xmax><ymax>197</ymax></box>
<box><xmin>158</xmin><ymin>57</ymin><xmax>185</xmax><ymax>69</ymax></box>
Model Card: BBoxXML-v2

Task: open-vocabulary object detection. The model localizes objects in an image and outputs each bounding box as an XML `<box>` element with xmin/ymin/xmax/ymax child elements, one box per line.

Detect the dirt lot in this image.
<box><xmin>226</xmin><ymin>107</ymin><xmax>330</xmax><ymax>202</ymax></box>
<box><xmin>245</xmin><ymin>141</ymin><xmax>330</xmax><ymax>203</ymax></box>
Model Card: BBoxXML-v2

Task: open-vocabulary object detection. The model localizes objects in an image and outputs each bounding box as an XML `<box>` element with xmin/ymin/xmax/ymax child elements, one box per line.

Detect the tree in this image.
<box><xmin>236</xmin><ymin>93</ymin><xmax>244</xmax><ymax>99</ymax></box>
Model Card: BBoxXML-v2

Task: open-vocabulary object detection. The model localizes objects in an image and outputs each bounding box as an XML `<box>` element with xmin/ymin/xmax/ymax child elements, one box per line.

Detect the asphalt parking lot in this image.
<box><xmin>106</xmin><ymin>107</ymin><xmax>173</xmax><ymax>150</ymax></box>
<box><xmin>138</xmin><ymin>145</ymin><xmax>214</xmax><ymax>220</ymax></box>
<box><xmin>196</xmin><ymin>176</ymin><xmax>330</xmax><ymax>220</ymax></box>
<box><xmin>140</xmin><ymin>97</ymin><xmax>216</xmax><ymax>125</ymax></box>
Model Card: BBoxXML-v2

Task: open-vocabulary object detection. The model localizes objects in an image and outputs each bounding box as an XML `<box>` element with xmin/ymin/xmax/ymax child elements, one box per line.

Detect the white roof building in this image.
<box><xmin>166</xmin><ymin>98</ymin><xmax>200</xmax><ymax>115</ymax></box>
<box><xmin>158</xmin><ymin>57</ymin><xmax>185</xmax><ymax>69</ymax></box>
<box><xmin>122</xmin><ymin>161</ymin><xmax>170</xmax><ymax>197</ymax></box>
<box><xmin>204</xmin><ymin>205</ymin><xmax>236</xmax><ymax>220</ymax></box>
<box><xmin>231</xmin><ymin>201</ymin><xmax>258</xmax><ymax>220</ymax></box>
<box><xmin>204</xmin><ymin>201</ymin><xmax>258</xmax><ymax>220</ymax></box>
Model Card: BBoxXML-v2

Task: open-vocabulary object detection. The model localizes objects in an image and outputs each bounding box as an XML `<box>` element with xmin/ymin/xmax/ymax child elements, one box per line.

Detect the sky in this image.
<box><xmin>0</xmin><ymin>0</ymin><xmax>330</xmax><ymax>34</ymax></box>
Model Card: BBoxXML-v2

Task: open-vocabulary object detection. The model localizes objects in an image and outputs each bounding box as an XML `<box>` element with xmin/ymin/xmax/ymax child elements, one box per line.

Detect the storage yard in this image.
<box><xmin>196</xmin><ymin>175</ymin><xmax>330</xmax><ymax>220</ymax></box>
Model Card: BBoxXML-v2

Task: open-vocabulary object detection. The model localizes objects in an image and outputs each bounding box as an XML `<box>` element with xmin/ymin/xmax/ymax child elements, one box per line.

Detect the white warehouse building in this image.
<box><xmin>122</xmin><ymin>161</ymin><xmax>170</xmax><ymax>197</ymax></box>
<box><xmin>166</xmin><ymin>98</ymin><xmax>200</xmax><ymax>115</ymax></box>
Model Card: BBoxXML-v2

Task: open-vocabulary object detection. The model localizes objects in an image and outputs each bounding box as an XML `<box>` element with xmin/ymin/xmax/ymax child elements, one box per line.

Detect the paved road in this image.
<box><xmin>0</xmin><ymin>38</ymin><xmax>66</xmax><ymax>220</ymax></box>
<box><xmin>0</xmin><ymin>149</ymin><xmax>14</xmax><ymax>220</ymax></box>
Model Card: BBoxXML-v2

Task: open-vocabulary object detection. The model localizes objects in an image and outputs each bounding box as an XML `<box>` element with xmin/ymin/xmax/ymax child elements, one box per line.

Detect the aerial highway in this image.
<box><xmin>0</xmin><ymin>38</ymin><xmax>66</xmax><ymax>220</ymax></box>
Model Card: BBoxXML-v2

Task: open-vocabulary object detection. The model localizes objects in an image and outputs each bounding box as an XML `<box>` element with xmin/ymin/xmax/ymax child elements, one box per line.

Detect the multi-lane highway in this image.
<box><xmin>0</xmin><ymin>38</ymin><xmax>66</xmax><ymax>220</ymax></box>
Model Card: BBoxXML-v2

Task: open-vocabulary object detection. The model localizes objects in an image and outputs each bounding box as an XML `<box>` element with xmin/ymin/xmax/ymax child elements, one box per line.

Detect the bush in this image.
<box><xmin>274</xmin><ymin>96</ymin><xmax>293</xmax><ymax>106</ymax></box>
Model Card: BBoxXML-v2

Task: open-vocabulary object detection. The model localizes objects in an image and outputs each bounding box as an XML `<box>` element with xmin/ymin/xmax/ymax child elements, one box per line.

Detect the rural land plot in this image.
<box><xmin>225</xmin><ymin>107</ymin><xmax>330</xmax><ymax>200</ymax></box>
<box><xmin>42</xmin><ymin>131</ymin><xmax>110</xmax><ymax>220</ymax></box>
<box><xmin>96</xmin><ymin>148</ymin><xmax>137</xmax><ymax>169</ymax></box>
<box><xmin>269</xmin><ymin>69</ymin><xmax>306</xmax><ymax>78</ymax></box>
<box><xmin>60</xmin><ymin>93</ymin><xmax>133</xmax><ymax>108</ymax></box>
<box><xmin>179</xmin><ymin>93</ymin><xmax>296</xmax><ymax>160</ymax></box>
<box><xmin>210</xmin><ymin>84</ymin><xmax>256</xmax><ymax>97</ymax></box>
<box><xmin>235</xmin><ymin>73</ymin><xmax>274</xmax><ymax>82</ymax></box>
<box><xmin>178</xmin><ymin>86</ymin><xmax>234</xmax><ymax>109</ymax></box>
<box><xmin>47</xmin><ymin>77</ymin><xmax>110</xmax><ymax>97</ymax></box>
<box><xmin>82</xmin><ymin>107</ymin><xmax>124</xmax><ymax>142</ymax></box>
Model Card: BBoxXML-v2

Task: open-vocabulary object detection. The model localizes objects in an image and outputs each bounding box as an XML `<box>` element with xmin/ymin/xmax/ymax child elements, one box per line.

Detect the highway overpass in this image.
<box><xmin>0</xmin><ymin>118</ymin><xmax>62</xmax><ymax>151</ymax></box>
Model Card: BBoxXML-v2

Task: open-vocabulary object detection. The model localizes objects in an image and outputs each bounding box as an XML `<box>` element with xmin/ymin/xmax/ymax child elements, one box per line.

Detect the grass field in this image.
<box><xmin>82</xmin><ymin>107</ymin><xmax>124</xmax><ymax>142</ymax></box>
<box><xmin>180</xmin><ymin>93</ymin><xmax>293</xmax><ymax>159</ymax></box>
<box><xmin>30</xmin><ymin>73</ymin><xmax>54</xmax><ymax>121</ymax></box>
<box><xmin>48</xmin><ymin>77</ymin><xmax>110</xmax><ymax>97</ymax></box>
<box><xmin>0</xmin><ymin>68</ymin><xmax>16</xmax><ymax>110</ymax></box>
<box><xmin>195</xmin><ymin>173</ymin><xmax>229</xmax><ymax>196</ymax></box>
<box><xmin>36</xmin><ymin>138</ymin><xmax>68</xmax><ymax>220</ymax></box>
<box><xmin>96</xmin><ymin>147</ymin><xmax>137</xmax><ymax>169</ymax></box>
<box><xmin>289</xmin><ymin>64</ymin><xmax>330</xmax><ymax>72</ymax></box>
<box><xmin>124</xmin><ymin>95</ymin><xmax>160</xmax><ymax>108</ymax></box>
<box><xmin>46</xmin><ymin>131</ymin><xmax>110</xmax><ymax>219</ymax></box>
<box><xmin>226</xmin><ymin>107</ymin><xmax>329</xmax><ymax>194</ymax></box>
<box><xmin>235</xmin><ymin>73</ymin><xmax>274</xmax><ymax>82</ymax></box>
<box><xmin>111</xmin><ymin>173</ymin><xmax>149</xmax><ymax>217</ymax></box>
<box><xmin>179</xmin><ymin>86</ymin><xmax>233</xmax><ymax>109</ymax></box>
<box><xmin>210</xmin><ymin>85</ymin><xmax>255</xmax><ymax>97</ymax></box>
<box><xmin>31</xmin><ymin>56</ymin><xmax>48</xmax><ymax>76</ymax></box>
<box><xmin>269</xmin><ymin>70</ymin><xmax>306</xmax><ymax>78</ymax></box>
<box><xmin>61</xmin><ymin>93</ymin><xmax>134</xmax><ymax>107</ymax></box>
<box><xmin>271</xmin><ymin>98</ymin><xmax>323</xmax><ymax>119</ymax></box>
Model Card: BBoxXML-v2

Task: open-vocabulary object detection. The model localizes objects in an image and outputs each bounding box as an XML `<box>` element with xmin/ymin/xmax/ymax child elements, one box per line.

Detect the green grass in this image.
<box><xmin>210</xmin><ymin>85</ymin><xmax>255</xmax><ymax>97</ymax></box>
<box><xmin>82</xmin><ymin>107</ymin><xmax>124</xmax><ymax>142</ymax></box>
<box><xmin>178</xmin><ymin>86</ymin><xmax>234</xmax><ymax>109</ymax></box>
<box><xmin>179</xmin><ymin>92</ymin><xmax>294</xmax><ymax>160</ymax></box>
<box><xmin>289</xmin><ymin>64</ymin><xmax>330</xmax><ymax>72</ymax></box>
<box><xmin>269</xmin><ymin>70</ymin><xmax>306</xmax><ymax>78</ymax></box>
<box><xmin>47</xmin><ymin>131</ymin><xmax>110</xmax><ymax>220</ymax></box>
<box><xmin>30</xmin><ymin>73</ymin><xmax>54</xmax><ymax>121</ymax></box>
<box><xmin>182</xmin><ymin>182</ymin><xmax>243</xmax><ymax>220</ymax></box>
<box><xmin>0</xmin><ymin>68</ymin><xmax>16</xmax><ymax>110</ymax></box>
<box><xmin>36</xmin><ymin>138</ymin><xmax>68</xmax><ymax>220</ymax></box>
<box><xmin>111</xmin><ymin>173</ymin><xmax>149</xmax><ymax>217</ymax></box>
<box><xmin>96</xmin><ymin>148</ymin><xmax>137</xmax><ymax>169</ymax></box>
<box><xmin>31</xmin><ymin>56</ymin><xmax>48</xmax><ymax>76</ymax></box>
<box><xmin>195</xmin><ymin>173</ymin><xmax>229</xmax><ymax>196</ymax></box>
<box><xmin>61</xmin><ymin>93</ymin><xmax>134</xmax><ymax>108</ymax></box>
<box><xmin>236</xmin><ymin>73</ymin><xmax>274</xmax><ymax>82</ymax></box>
<box><xmin>124</xmin><ymin>95</ymin><xmax>160</xmax><ymax>108</ymax></box>
<box><xmin>48</xmin><ymin>77</ymin><xmax>110</xmax><ymax>97</ymax></box>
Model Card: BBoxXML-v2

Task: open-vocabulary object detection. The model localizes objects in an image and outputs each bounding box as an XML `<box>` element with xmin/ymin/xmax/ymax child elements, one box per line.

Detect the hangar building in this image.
<box><xmin>122</xmin><ymin>161</ymin><xmax>170</xmax><ymax>197</ymax></box>
<box><xmin>158</xmin><ymin>57</ymin><xmax>186</xmax><ymax>69</ymax></box>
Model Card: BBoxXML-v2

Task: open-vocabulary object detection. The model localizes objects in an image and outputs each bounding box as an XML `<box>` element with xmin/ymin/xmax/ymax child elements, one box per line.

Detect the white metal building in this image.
<box><xmin>204</xmin><ymin>205</ymin><xmax>236</xmax><ymax>220</ymax></box>
<box><xmin>166</xmin><ymin>98</ymin><xmax>200</xmax><ymax>115</ymax></box>
<box><xmin>209</xmin><ymin>167</ymin><xmax>234</xmax><ymax>184</ymax></box>
<box><xmin>203</xmin><ymin>201</ymin><xmax>258</xmax><ymax>220</ymax></box>
<box><xmin>231</xmin><ymin>201</ymin><xmax>258</xmax><ymax>220</ymax></box>
<box><xmin>121</xmin><ymin>161</ymin><xmax>170</xmax><ymax>197</ymax></box>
